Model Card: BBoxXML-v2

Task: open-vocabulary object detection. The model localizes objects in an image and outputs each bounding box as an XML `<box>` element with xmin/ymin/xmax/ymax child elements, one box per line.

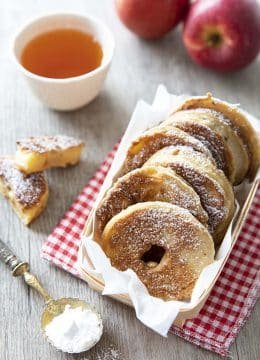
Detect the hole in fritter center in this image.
<box><xmin>141</xmin><ymin>245</ymin><xmax>166</xmax><ymax>268</ymax></box>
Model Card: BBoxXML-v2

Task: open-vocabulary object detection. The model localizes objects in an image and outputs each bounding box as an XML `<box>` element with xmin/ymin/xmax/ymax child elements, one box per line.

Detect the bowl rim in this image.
<box><xmin>12</xmin><ymin>12</ymin><xmax>115</xmax><ymax>84</ymax></box>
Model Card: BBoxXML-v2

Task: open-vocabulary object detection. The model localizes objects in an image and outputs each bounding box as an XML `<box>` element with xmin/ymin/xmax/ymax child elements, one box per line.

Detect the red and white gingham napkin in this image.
<box><xmin>41</xmin><ymin>143</ymin><xmax>260</xmax><ymax>357</ymax></box>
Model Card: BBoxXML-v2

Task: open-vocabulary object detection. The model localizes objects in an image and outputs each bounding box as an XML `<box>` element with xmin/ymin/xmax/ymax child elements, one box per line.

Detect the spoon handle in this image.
<box><xmin>23</xmin><ymin>272</ymin><xmax>53</xmax><ymax>303</ymax></box>
<box><xmin>0</xmin><ymin>237</ymin><xmax>53</xmax><ymax>303</ymax></box>
<box><xmin>0</xmin><ymin>237</ymin><xmax>29</xmax><ymax>275</ymax></box>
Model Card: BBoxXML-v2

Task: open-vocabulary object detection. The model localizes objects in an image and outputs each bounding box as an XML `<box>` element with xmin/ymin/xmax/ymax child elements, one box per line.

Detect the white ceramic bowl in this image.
<box><xmin>13</xmin><ymin>13</ymin><xmax>115</xmax><ymax>111</ymax></box>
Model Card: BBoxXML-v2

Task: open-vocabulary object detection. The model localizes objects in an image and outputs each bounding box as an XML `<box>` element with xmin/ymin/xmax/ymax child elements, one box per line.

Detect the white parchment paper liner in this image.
<box><xmin>77</xmin><ymin>85</ymin><xmax>260</xmax><ymax>337</ymax></box>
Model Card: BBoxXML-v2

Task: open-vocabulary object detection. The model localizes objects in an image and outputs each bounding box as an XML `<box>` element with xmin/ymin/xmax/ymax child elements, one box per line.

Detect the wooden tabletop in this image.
<box><xmin>0</xmin><ymin>1</ymin><xmax>259</xmax><ymax>359</ymax></box>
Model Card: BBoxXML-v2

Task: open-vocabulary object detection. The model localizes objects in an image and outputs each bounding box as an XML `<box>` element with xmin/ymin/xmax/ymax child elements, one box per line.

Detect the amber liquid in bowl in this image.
<box><xmin>21</xmin><ymin>29</ymin><xmax>103</xmax><ymax>79</ymax></box>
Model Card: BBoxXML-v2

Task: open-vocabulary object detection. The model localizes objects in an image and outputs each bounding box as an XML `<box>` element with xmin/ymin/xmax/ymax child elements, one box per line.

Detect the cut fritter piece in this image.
<box><xmin>120</xmin><ymin>125</ymin><xmax>214</xmax><ymax>176</ymax></box>
<box><xmin>94</xmin><ymin>165</ymin><xmax>208</xmax><ymax>245</ymax></box>
<box><xmin>0</xmin><ymin>157</ymin><xmax>49</xmax><ymax>225</ymax></box>
<box><xmin>145</xmin><ymin>146</ymin><xmax>235</xmax><ymax>246</ymax></box>
<box><xmin>102</xmin><ymin>202</ymin><xmax>214</xmax><ymax>301</ymax></box>
<box><xmin>15</xmin><ymin>135</ymin><xmax>85</xmax><ymax>174</ymax></box>
<box><xmin>173</xmin><ymin>94</ymin><xmax>259</xmax><ymax>181</ymax></box>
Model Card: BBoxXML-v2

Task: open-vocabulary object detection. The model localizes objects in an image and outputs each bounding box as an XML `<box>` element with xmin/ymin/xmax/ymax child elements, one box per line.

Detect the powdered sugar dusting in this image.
<box><xmin>165</xmin><ymin>112</ymin><xmax>229</xmax><ymax>176</ymax></box>
<box><xmin>193</xmin><ymin>108</ymin><xmax>242</xmax><ymax>137</ymax></box>
<box><xmin>0</xmin><ymin>158</ymin><xmax>47</xmax><ymax>207</ymax></box>
<box><xmin>17</xmin><ymin>135</ymin><xmax>84</xmax><ymax>153</ymax></box>
<box><xmin>123</xmin><ymin>126</ymin><xmax>213</xmax><ymax>174</ymax></box>
<box><xmin>95</xmin><ymin>345</ymin><xmax>121</xmax><ymax>360</ymax></box>
<box><xmin>95</xmin><ymin>166</ymin><xmax>208</xmax><ymax>244</ymax></box>
<box><xmin>103</xmin><ymin>202</ymin><xmax>213</xmax><ymax>301</ymax></box>
<box><xmin>182</xmin><ymin>107</ymin><xmax>249</xmax><ymax>158</ymax></box>
<box><xmin>146</xmin><ymin>147</ymin><xmax>232</xmax><ymax>239</ymax></box>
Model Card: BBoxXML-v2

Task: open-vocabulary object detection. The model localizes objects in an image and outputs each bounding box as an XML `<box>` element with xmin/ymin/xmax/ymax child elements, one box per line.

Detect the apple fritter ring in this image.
<box><xmin>120</xmin><ymin>126</ymin><xmax>213</xmax><ymax>175</ymax></box>
<box><xmin>102</xmin><ymin>202</ymin><xmax>215</xmax><ymax>301</ymax></box>
<box><xmin>161</xmin><ymin>110</ymin><xmax>234</xmax><ymax>181</ymax></box>
<box><xmin>162</xmin><ymin>108</ymin><xmax>250</xmax><ymax>185</ymax></box>
<box><xmin>173</xmin><ymin>94</ymin><xmax>259</xmax><ymax>181</ymax></box>
<box><xmin>145</xmin><ymin>147</ymin><xmax>235</xmax><ymax>245</ymax></box>
<box><xmin>94</xmin><ymin>165</ymin><xmax>208</xmax><ymax>245</ymax></box>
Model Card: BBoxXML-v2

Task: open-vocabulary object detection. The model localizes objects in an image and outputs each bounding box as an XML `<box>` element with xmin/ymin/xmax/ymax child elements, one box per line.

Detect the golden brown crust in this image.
<box><xmin>16</xmin><ymin>135</ymin><xmax>84</xmax><ymax>154</ymax></box>
<box><xmin>145</xmin><ymin>147</ymin><xmax>235</xmax><ymax>245</ymax></box>
<box><xmin>15</xmin><ymin>135</ymin><xmax>85</xmax><ymax>174</ymax></box>
<box><xmin>162</xmin><ymin>111</ymin><xmax>233</xmax><ymax>181</ymax></box>
<box><xmin>94</xmin><ymin>165</ymin><xmax>208</xmax><ymax>245</ymax></box>
<box><xmin>120</xmin><ymin>125</ymin><xmax>214</xmax><ymax>176</ymax></box>
<box><xmin>162</xmin><ymin>108</ymin><xmax>250</xmax><ymax>185</ymax></box>
<box><xmin>102</xmin><ymin>202</ymin><xmax>214</xmax><ymax>301</ymax></box>
<box><xmin>173</xmin><ymin>94</ymin><xmax>259</xmax><ymax>181</ymax></box>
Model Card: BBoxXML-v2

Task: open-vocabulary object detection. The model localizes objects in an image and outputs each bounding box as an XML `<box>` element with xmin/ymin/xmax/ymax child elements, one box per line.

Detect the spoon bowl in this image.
<box><xmin>41</xmin><ymin>297</ymin><xmax>90</xmax><ymax>329</ymax></box>
<box><xmin>41</xmin><ymin>297</ymin><xmax>103</xmax><ymax>353</ymax></box>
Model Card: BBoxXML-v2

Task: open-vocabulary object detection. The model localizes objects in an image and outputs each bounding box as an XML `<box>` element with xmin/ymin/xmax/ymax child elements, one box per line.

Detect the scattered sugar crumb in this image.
<box><xmin>83</xmin><ymin>344</ymin><xmax>122</xmax><ymax>360</ymax></box>
<box><xmin>96</xmin><ymin>345</ymin><xmax>121</xmax><ymax>360</ymax></box>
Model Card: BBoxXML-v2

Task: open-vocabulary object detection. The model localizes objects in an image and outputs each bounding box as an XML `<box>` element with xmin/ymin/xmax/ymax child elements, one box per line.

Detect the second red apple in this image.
<box><xmin>183</xmin><ymin>0</ymin><xmax>260</xmax><ymax>72</ymax></box>
<box><xmin>115</xmin><ymin>0</ymin><xmax>190</xmax><ymax>39</ymax></box>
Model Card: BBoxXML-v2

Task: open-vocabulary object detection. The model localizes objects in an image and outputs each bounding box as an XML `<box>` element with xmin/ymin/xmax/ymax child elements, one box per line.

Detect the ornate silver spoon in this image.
<box><xmin>0</xmin><ymin>238</ymin><xmax>103</xmax><ymax>353</ymax></box>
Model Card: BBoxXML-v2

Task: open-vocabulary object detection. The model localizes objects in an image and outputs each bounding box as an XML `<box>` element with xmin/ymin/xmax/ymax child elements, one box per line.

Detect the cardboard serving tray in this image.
<box><xmin>77</xmin><ymin>88</ymin><xmax>260</xmax><ymax>327</ymax></box>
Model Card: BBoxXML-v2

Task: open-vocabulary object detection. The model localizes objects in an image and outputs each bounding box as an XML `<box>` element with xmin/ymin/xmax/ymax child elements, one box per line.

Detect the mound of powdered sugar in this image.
<box><xmin>45</xmin><ymin>305</ymin><xmax>103</xmax><ymax>353</ymax></box>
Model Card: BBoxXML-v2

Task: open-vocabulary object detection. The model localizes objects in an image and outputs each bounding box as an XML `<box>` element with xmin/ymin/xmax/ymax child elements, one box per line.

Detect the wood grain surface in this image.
<box><xmin>0</xmin><ymin>1</ymin><xmax>259</xmax><ymax>359</ymax></box>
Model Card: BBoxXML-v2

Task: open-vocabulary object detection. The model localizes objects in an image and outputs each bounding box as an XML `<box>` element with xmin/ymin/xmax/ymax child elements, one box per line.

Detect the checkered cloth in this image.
<box><xmin>41</xmin><ymin>144</ymin><xmax>260</xmax><ymax>357</ymax></box>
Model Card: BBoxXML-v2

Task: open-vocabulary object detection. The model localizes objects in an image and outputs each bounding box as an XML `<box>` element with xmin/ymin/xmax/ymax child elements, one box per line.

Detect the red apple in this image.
<box><xmin>115</xmin><ymin>0</ymin><xmax>190</xmax><ymax>39</ymax></box>
<box><xmin>183</xmin><ymin>0</ymin><xmax>260</xmax><ymax>72</ymax></box>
